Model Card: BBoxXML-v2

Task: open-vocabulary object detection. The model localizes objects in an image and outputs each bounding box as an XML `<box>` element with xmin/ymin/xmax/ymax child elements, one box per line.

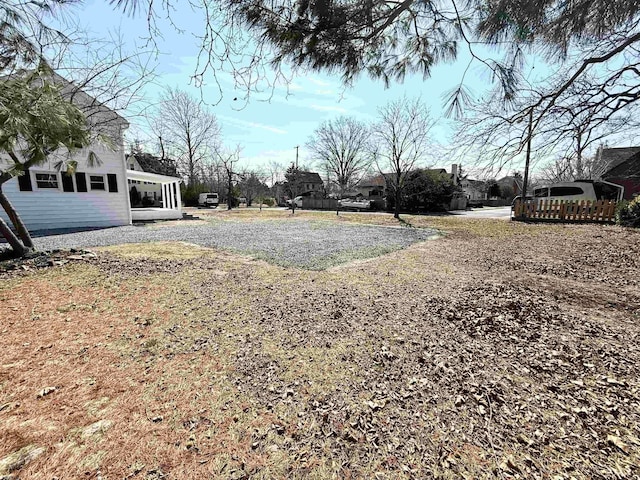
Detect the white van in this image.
<box><xmin>198</xmin><ymin>192</ymin><xmax>219</xmax><ymax>208</ymax></box>
<box><xmin>533</xmin><ymin>180</ymin><xmax>624</xmax><ymax>203</ymax></box>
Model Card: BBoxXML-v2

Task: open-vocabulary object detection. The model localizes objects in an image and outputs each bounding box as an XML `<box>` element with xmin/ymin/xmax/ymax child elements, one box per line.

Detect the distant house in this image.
<box><xmin>297</xmin><ymin>171</ymin><xmax>324</xmax><ymax>194</ymax></box>
<box><xmin>597</xmin><ymin>147</ymin><xmax>640</xmax><ymax>200</ymax></box>
<box><xmin>355</xmin><ymin>174</ymin><xmax>388</xmax><ymax>198</ymax></box>
<box><xmin>461</xmin><ymin>178</ymin><xmax>488</xmax><ymax>202</ymax></box>
<box><xmin>356</xmin><ymin>164</ymin><xmax>466</xmax><ymax>210</ymax></box>
<box><xmin>496</xmin><ymin>175</ymin><xmax>523</xmax><ymax>198</ymax></box>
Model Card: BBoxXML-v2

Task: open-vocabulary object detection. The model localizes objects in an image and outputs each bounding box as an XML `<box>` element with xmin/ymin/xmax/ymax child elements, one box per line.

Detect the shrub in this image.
<box><xmin>260</xmin><ymin>197</ymin><xmax>275</xmax><ymax>207</ymax></box>
<box><xmin>616</xmin><ymin>197</ymin><xmax>640</xmax><ymax>227</ymax></box>
<box><xmin>181</xmin><ymin>184</ymin><xmax>208</xmax><ymax>207</ymax></box>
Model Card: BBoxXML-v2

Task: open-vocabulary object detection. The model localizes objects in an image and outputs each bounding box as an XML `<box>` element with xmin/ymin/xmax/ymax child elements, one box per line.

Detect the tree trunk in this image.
<box><xmin>0</xmin><ymin>185</ymin><xmax>34</xmax><ymax>248</ymax></box>
<box><xmin>0</xmin><ymin>216</ymin><xmax>27</xmax><ymax>257</ymax></box>
<box><xmin>394</xmin><ymin>188</ymin><xmax>401</xmax><ymax>219</ymax></box>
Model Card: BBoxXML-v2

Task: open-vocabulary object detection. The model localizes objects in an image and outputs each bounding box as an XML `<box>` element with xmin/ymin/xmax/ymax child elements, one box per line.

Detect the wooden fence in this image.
<box><xmin>302</xmin><ymin>198</ymin><xmax>339</xmax><ymax>210</ymax></box>
<box><xmin>513</xmin><ymin>199</ymin><xmax>618</xmax><ymax>223</ymax></box>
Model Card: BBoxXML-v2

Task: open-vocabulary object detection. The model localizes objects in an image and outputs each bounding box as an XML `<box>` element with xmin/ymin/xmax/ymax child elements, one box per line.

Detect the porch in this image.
<box><xmin>126</xmin><ymin>169</ymin><xmax>182</xmax><ymax>222</ymax></box>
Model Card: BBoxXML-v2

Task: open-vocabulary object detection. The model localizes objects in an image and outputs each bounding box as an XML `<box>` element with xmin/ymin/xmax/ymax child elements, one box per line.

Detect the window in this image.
<box><xmin>61</xmin><ymin>173</ymin><xmax>75</xmax><ymax>192</ymax></box>
<box><xmin>18</xmin><ymin>173</ymin><xmax>32</xmax><ymax>191</ymax></box>
<box><xmin>35</xmin><ymin>173</ymin><xmax>59</xmax><ymax>189</ymax></box>
<box><xmin>534</xmin><ymin>188</ymin><xmax>548</xmax><ymax>197</ymax></box>
<box><xmin>90</xmin><ymin>175</ymin><xmax>105</xmax><ymax>191</ymax></box>
<box><xmin>75</xmin><ymin>172</ymin><xmax>88</xmax><ymax>192</ymax></box>
<box><xmin>594</xmin><ymin>182</ymin><xmax>620</xmax><ymax>200</ymax></box>
<box><xmin>107</xmin><ymin>174</ymin><xmax>118</xmax><ymax>193</ymax></box>
<box><xmin>550</xmin><ymin>186</ymin><xmax>584</xmax><ymax>196</ymax></box>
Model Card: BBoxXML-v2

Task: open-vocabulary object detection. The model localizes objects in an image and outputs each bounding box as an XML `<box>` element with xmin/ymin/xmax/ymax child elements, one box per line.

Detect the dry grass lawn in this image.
<box><xmin>1</xmin><ymin>213</ymin><xmax>639</xmax><ymax>479</ymax></box>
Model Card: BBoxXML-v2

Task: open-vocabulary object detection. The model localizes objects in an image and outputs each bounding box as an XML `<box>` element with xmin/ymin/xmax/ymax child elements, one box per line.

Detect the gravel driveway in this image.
<box><xmin>28</xmin><ymin>219</ymin><xmax>438</xmax><ymax>269</ymax></box>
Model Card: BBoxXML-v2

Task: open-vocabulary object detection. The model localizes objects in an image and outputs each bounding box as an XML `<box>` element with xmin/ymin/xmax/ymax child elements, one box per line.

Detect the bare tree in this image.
<box><xmin>153</xmin><ymin>88</ymin><xmax>220</xmax><ymax>187</ymax></box>
<box><xmin>452</xmin><ymin>66</ymin><xmax>640</xmax><ymax>184</ymax></box>
<box><xmin>267</xmin><ymin>160</ymin><xmax>283</xmax><ymax>187</ymax></box>
<box><xmin>371</xmin><ymin>97</ymin><xmax>435</xmax><ymax>219</ymax></box>
<box><xmin>306</xmin><ymin>116</ymin><xmax>370</xmax><ymax>201</ymax></box>
<box><xmin>238</xmin><ymin>169</ymin><xmax>268</xmax><ymax>207</ymax></box>
<box><xmin>539</xmin><ymin>150</ymin><xmax>614</xmax><ymax>183</ymax></box>
<box><xmin>215</xmin><ymin>146</ymin><xmax>242</xmax><ymax>210</ymax></box>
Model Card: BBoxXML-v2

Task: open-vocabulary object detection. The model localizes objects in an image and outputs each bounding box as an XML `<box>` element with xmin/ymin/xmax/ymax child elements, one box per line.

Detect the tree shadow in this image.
<box><xmin>396</xmin><ymin>216</ymin><xmax>414</xmax><ymax>228</ymax></box>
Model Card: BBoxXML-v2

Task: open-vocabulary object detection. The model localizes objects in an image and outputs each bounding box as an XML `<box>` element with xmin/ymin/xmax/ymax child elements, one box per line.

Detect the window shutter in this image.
<box><xmin>62</xmin><ymin>173</ymin><xmax>75</xmax><ymax>192</ymax></box>
<box><xmin>17</xmin><ymin>172</ymin><xmax>33</xmax><ymax>191</ymax></box>
<box><xmin>107</xmin><ymin>174</ymin><xmax>118</xmax><ymax>193</ymax></box>
<box><xmin>75</xmin><ymin>172</ymin><xmax>88</xmax><ymax>192</ymax></box>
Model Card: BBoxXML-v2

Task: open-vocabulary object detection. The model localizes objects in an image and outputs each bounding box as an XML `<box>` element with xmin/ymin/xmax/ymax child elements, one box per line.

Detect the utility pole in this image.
<box><xmin>295</xmin><ymin>145</ymin><xmax>299</xmax><ymax>169</ymax></box>
<box><xmin>520</xmin><ymin>108</ymin><xmax>533</xmax><ymax>219</ymax></box>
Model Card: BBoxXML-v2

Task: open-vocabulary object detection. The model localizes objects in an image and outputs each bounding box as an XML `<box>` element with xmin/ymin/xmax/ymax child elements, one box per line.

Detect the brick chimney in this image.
<box><xmin>451</xmin><ymin>164</ymin><xmax>458</xmax><ymax>184</ymax></box>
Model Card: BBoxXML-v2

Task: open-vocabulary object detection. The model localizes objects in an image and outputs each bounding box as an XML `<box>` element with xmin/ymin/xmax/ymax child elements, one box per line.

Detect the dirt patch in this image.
<box><xmin>1</xmin><ymin>220</ymin><xmax>639</xmax><ymax>478</ymax></box>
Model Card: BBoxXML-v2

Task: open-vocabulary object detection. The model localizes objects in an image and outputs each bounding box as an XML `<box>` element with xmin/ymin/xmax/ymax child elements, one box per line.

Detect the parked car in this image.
<box><xmin>198</xmin><ymin>192</ymin><xmax>219</xmax><ymax>208</ymax></box>
<box><xmin>286</xmin><ymin>196</ymin><xmax>304</xmax><ymax>208</ymax></box>
<box><xmin>511</xmin><ymin>195</ymin><xmax>533</xmax><ymax>207</ymax></box>
<box><xmin>338</xmin><ymin>198</ymin><xmax>373</xmax><ymax>210</ymax></box>
<box><xmin>532</xmin><ymin>180</ymin><xmax>623</xmax><ymax>203</ymax></box>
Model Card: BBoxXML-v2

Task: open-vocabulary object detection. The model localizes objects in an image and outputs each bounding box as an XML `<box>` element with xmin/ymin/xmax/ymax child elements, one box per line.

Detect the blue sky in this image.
<box><xmin>67</xmin><ymin>1</ymin><xmax>515</xmax><ymax>177</ymax></box>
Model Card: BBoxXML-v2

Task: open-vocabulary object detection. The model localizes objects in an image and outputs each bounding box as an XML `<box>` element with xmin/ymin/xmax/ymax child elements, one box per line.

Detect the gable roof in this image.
<box><xmin>599</xmin><ymin>147</ymin><xmax>640</xmax><ymax>173</ymax></box>
<box><xmin>358</xmin><ymin>173</ymin><xmax>391</xmax><ymax>188</ymax></box>
<box><xmin>298</xmin><ymin>171</ymin><xmax>323</xmax><ymax>184</ymax></box>
<box><xmin>602</xmin><ymin>150</ymin><xmax>640</xmax><ymax>178</ymax></box>
<box><xmin>5</xmin><ymin>69</ymin><xmax>130</xmax><ymax>131</ymax></box>
<box><xmin>127</xmin><ymin>153</ymin><xmax>179</xmax><ymax>177</ymax></box>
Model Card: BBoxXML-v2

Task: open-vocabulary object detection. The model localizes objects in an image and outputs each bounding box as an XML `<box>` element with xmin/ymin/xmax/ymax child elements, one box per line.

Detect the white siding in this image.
<box><xmin>1</xmin><ymin>143</ymin><xmax>130</xmax><ymax>231</ymax></box>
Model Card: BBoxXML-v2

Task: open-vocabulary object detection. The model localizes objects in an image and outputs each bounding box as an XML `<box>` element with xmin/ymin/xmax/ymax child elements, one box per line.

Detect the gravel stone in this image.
<box><xmin>27</xmin><ymin>220</ymin><xmax>438</xmax><ymax>269</ymax></box>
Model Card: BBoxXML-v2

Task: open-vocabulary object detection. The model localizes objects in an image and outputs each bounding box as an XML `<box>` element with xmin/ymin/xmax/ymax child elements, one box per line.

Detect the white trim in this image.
<box><xmin>126</xmin><ymin>169</ymin><xmax>182</xmax><ymax>184</ymax></box>
<box><xmin>33</xmin><ymin>170</ymin><xmax>61</xmax><ymax>191</ymax></box>
<box><xmin>89</xmin><ymin>173</ymin><xmax>107</xmax><ymax>192</ymax></box>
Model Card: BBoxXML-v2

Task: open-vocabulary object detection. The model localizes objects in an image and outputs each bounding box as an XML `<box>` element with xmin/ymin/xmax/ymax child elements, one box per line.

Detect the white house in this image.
<box><xmin>0</xmin><ymin>75</ymin><xmax>182</xmax><ymax>232</ymax></box>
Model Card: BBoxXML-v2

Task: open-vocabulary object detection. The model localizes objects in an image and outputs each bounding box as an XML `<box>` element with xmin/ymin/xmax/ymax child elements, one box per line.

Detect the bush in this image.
<box><xmin>616</xmin><ymin>197</ymin><xmax>640</xmax><ymax>227</ymax></box>
<box><xmin>260</xmin><ymin>197</ymin><xmax>275</xmax><ymax>207</ymax></box>
<box><xmin>399</xmin><ymin>169</ymin><xmax>460</xmax><ymax>212</ymax></box>
<box><xmin>181</xmin><ymin>184</ymin><xmax>208</xmax><ymax>207</ymax></box>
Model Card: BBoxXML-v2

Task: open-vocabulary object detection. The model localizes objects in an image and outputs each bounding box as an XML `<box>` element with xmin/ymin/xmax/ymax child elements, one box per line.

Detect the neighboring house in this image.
<box><xmin>597</xmin><ymin>147</ymin><xmax>640</xmax><ymax>200</ymax></box>
<box><xmin>355</xmin><ymin>164</ymin><xmax>466</xmax><ymax>210</ymax></box>
<box><xmin>0</xmin><ymin>75</ymin><xmax>182</xmax><ymax>232</ymax></box>
<box><xmin>355</xmin><ymin>174</ymin><xmax>388</xmax><ymax>198</ymax></box>
<box><xmin>297</xmin><ymin>171</ymin><xmax>324</xmax><ymax>195</ymax></box>
<box><xmin>496</xmin><ymin>175</ymin><xmax>523</xmax><ymax>198</ymax></box>
<box><xmin>461</xmin><ymin>178</ymin><xmax>488</xmax><ymax>201</ymax></box>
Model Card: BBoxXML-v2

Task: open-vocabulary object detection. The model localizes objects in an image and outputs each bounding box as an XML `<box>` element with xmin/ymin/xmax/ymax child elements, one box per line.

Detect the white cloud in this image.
<box><xmin>314</xmin><ymin>89</ymin><xmax>335</xmax><ymax>96</ymax></box>
<box><xmin>219</xmin><ymin>115</ymin><xmax>287</xmax><ymax>135</ymax></box>
<box><xmin>308</xmin><ymin>77</ymin><xmax>332</xmax><ymax>87</ymax></box>
<box><xmin>242</xmin><ymin>149</ymin><xmax>300</xmax><ymax>175</ymax></box>
<box><xmin>309</xmin><ymin>104</ymin><xmax>349</xmax><ymax>114</ymax></box>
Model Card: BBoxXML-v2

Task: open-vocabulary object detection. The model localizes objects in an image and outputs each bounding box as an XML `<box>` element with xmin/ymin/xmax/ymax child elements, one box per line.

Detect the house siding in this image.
<box><xmin>605</xmin><ymin>177</ymin><xmax>640</xmax><ymax>200</ymax></box>
<box><xmin>602</xmin><ymin>154</ymin><xmax>640</xmax><ymax>200</ymax></box>
<box><xmin>1</xmin><ymin>143</ymin><xmax>130</xmax><ymax>231</ymax></box>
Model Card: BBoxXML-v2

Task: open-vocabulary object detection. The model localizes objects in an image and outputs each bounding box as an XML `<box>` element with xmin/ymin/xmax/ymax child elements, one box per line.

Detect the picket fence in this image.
<box><xmin>513</xmin><ymin>199</ymin><xmax>618</xmax><ymax>223</ymax></box>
